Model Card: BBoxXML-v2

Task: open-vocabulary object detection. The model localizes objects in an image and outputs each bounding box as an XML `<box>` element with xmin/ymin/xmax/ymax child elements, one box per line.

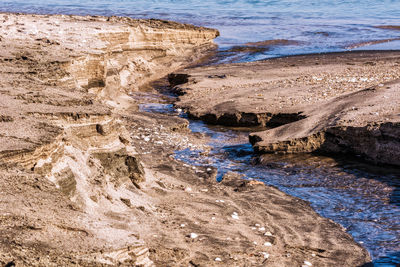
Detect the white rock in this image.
<box><xmin>185</xmin><ymin>187</ymin><xmax>192</xmax><ymax>192</ymax></box>
<box><xmin>251</xmin><ymin>227</ymin><xmax>257</xmax><ymax>230</ymax></box>
<box><xmin>211</xmin><ymin>217</ymin><xmax>216</xmax><ymax>220</ymax></box>
<box><xmin>262</xmin><ymin>252</ymin><xmax>270</xmax><ymax>259</ymax></box>
<box><xmin>143</xmin><ymin>136</ymin><xmax>150</xmax><ymax>142</ymax></box>
<box><xmin>190</xmin><ymin>233</ymin><xmax>198</xmax><ymax>239</ymax></box>
<box><xmin>207</xmin><ymin>168</ymin><xmax>212</xmax><ymax>172</ymax></box>
<box><xmin>304</xmin><ymin>260</ymin><xmax>312</xmax><ymax>266</ymax></box>
<box><xmin>180</xmin><ymin>224</ymin><xmax>185</xmax><ymax>228</ymax></box>
<box><xmin>255</xmin><ymin>223</ymin><xmax>261</xmax><ymax>227</ymax></box>
<box><xmin>264</xmin><ymin>232</ymin><xmax>273</xmax><ymax>236</ymax></box>
<box><xmin>231</xmin><ymin>213</ymin><xmax>239</xmax><ymax>220</ymax></box>
<box><xmin>258</xmin><ymin>227</ymin><xmax>265</xmax><ymax>231</ymax></box>
<box><xmin>264</xmin><ymin>242</ymin><xmax>272</xmax><ymax>247</ymax></box>
<box><xmin>253</xmin><ymin>241</ymin><xmax>257</xmax><ymax>245</ymax></box>
<box><xmin>215</xmin><ymin>257</ymin><xmax>222</xmax><ymax>262</ymax></box>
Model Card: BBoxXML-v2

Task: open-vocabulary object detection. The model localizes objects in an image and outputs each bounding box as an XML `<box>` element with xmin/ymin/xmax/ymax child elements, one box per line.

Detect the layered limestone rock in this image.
<box><xmin>0</xmin><ymin>13</ymin><xmax>218</xmax><ymax>265</ymax></box>
<box><xmin>169</xmin><ymin>51</ymin><xmax>400</xmax><ymax>166</ymax></box>
<box><xmin>250</xmin><ymin>81</ymin><xmax>400</xmax><ymax>166</ymax></box>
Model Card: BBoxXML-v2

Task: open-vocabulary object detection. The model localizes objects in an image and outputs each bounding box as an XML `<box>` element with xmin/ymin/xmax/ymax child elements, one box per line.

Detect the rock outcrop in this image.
<box><xmin>0</xmin><ymin>13</ymin><xmax>218</xmax><ymax>266</ymax></box>
<box><xmin>169</xmin><ymin>51</ymin><xmax>400</xmax><ymax>166</ymax></box>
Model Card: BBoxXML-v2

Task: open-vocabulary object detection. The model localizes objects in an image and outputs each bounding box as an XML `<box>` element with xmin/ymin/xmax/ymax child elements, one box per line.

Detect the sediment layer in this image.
<box><xmin>170</xmin><ymin>51</ymin><xmax>400</xmax><ymax>166</ymax></box>
<box><xmin>0</xmin><ymin>13</ymin><xmax>218</xmax><ymax>266</ymax></box>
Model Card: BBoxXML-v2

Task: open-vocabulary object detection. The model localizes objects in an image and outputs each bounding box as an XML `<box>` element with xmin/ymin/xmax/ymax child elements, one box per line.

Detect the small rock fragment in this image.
<box><xmin>304</xmin><ymin>260</ymin><xmax>312</xmax><ymax>266</ymax></box>
<box><xmin>215</xmin><ymin>257</ymin><xmax>222</xmax><ymax>262</ymax></box>
<box><xmin>264</xmin><ymin>242</ymin><xmax>272</xmax><ymax>247</ymax></box>
<box><xmin>262</xmin><ymin>252</ymin><xmax>270</xmax><ymax>259</ymax></box>
<box><xmin>190</xmin><ymin>233</ymin><xmax>198</xmax><ymax>239</ymax></box>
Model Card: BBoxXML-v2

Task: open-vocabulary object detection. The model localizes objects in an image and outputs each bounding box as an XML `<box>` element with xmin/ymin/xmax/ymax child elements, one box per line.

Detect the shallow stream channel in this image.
<box><xmin>137</xmin><ymin>86</ymin><xmax>400</xmax><ymax>266</ymax></box>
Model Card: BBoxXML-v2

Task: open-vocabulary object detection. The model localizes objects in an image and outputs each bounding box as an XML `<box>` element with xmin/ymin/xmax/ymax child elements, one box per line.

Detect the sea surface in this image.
<box><xmin>1</xmin><ymin>0</ymin><xmax>400</xmax><ymax>61</ymax></box>
<box><xmin>2</xmin><ymin>0</ymin><xmax>400</xmax><ymax>266</ymax></box>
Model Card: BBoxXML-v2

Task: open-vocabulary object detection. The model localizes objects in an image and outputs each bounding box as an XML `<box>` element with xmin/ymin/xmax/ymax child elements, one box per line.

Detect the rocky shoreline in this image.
<box><xmin>0</xmin><ymin>13</ymin><xmax>372</xmax><ymax>266</ymax></box>
<box><xmin>170</xmin><ymin>51</ymin><xmax>400</xmax><ymax>166</ymax></box>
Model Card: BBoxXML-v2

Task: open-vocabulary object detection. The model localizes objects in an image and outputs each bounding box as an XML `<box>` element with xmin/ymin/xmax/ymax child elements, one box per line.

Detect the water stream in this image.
<box><xmin>140</xmin><ymin>100</ymin><xmax>400</xmax><ymax>266</ymax></box>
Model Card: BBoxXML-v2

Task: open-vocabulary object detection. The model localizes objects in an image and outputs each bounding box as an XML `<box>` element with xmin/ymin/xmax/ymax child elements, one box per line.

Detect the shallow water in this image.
<box><xmin>2</xmin><ymin>0</ymin><xmax>400</xmax><ymax>62</ymax></box>
<box><xmin>140</xmin><ymin>102</ymin><xmax>400</xmax><ymax>266</ymax></box>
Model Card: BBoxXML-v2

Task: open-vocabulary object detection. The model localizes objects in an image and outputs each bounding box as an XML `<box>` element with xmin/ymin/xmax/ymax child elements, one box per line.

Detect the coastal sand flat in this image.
<box><xmin>0</xmin><ymin>13</ymin><xmax>370</xmax><ymax>266</ymax></box>
<box><xmin>170</xmin><ymin>51</ymin><xmax>400</xmax><ymax>165</ymax></box>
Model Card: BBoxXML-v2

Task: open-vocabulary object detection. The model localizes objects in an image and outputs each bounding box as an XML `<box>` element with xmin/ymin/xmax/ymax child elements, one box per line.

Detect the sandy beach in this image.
<box><xmin>0</xmin><ymin>13</ymin><xmax>388</xmax><ymax>266</ymax></box>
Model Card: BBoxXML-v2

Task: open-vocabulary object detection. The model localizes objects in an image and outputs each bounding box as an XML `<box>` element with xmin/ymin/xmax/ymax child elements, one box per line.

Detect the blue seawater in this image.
<box><xmin>1</xmin><ymin>0</ymin><xmax>400</xmax><ymax>61</ymax></box>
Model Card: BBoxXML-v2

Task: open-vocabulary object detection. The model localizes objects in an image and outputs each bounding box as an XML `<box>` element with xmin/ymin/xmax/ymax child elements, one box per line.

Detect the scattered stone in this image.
<box><xmin>264</xmin><ymin>242</ymin><xmax>272</xmax><ymax>247</ymax></box>
<box><xmin>262</xmin><ymin>252</ymin><xmax>270</xmax><ymax>259</ymax></box>
<box><xmin>231</xmin><ymin>212</ymin><xmax>239</xmax><ymax>220</ymax></box>
<box><xmin>304</xmin><ymin>260</ymin><xmax>312</xmax><ymax>266</ymax></box>
<box><xmin>215</xmin><ymin>257</ymin><xmax>222</xmax><ymax>262</ymax></box>
<box><xmin>190</xmin><ymin>233</ymin><xmax>198</xmax><ymax>239</ymax></box>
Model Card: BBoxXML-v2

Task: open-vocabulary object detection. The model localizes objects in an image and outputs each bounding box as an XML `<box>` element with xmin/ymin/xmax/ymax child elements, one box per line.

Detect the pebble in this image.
<box><xmin>215</xmin><ymin>257</ymin><xmax>222</xmax><ymax>262</ymax></box>
<box><xmin>264</xmin><ymin>232</ymin><xmax>273</xmax><ymax>236</ymax></box>
<box><xmin>143</xmin><ymin>136</ymin><xmax>150</xmax><ymax>142</ymax></box>
<box><xmin>185</xmin><ymin>187</ymin><xmax>192</xmax><ymax>192</ymax></box>
<box><xmin>258</xmin><ymin>227</ymin><xmax>265</xmax><ymax>231</ymax></box>
<box><xmin>190</xmin><ymin>233</ymin><xmax>198</xmax><ymax>239</ymax></box>
<box><xmin>211</xmin><ymin>217</ymin><xmax>216</xmax><ymax>220</ymax></box>
<box><xmin>264</xmin><ymin>242</ymin><xmax>272</xmax><ymax>247</ymax></box>
<box><xmin>180</xmin><ymin>224</ymin><xmax>185</xmax><ymax>228</ymax></box>
<box><xmin>255</xmin><ymin>223</ymin><xmax>261</xmax><ymax>227</ymax></box>
<box><xmin>262</xmin><ymin>252</ymin><xmax>270</xmax><ymax>259</ymax></box>
<box><xmin>304</xmin><ymin>260</ymin><xmax>312</xmax><ymax>266</ymax></box>
<box><xmin>231</xmin><ymin>212</ymin><xmax>239</xmax><ymax>220</ymax></box>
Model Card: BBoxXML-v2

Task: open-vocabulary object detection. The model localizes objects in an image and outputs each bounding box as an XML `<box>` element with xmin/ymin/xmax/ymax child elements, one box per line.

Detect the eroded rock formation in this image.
<box><xmin>0</xmin><ymin>13</ymin><xmax>218</xmax><ymax>265</ymax></box>
<box><xmin>169</xmin><ymin>51</ymin><xmax>400</xmax><ymax>166</ymax></box>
